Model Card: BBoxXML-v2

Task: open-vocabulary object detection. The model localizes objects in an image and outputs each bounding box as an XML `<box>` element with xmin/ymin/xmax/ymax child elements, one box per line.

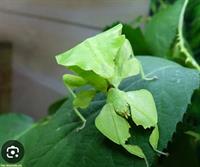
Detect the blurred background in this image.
<box><xmin>0</xmin><ymin>0</ymin><xmax>149</xmax><ymax>120</ymax></box>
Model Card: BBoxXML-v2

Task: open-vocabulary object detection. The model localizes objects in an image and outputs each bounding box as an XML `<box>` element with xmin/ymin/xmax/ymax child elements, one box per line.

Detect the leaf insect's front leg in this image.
<box><xmin>66</xmin><ymin>85</ymin><xmax>86</xmax><ymax>131</ymax></box>
<box><xmin>139</xmin><ymin>61</ymin><xmax>158</xmax><ymax>81</ymax></box>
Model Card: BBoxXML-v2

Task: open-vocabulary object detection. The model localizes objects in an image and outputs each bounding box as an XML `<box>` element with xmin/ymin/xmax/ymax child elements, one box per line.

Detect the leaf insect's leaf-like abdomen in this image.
<box><xmin>95</xmin><ymin>103</ymin><xmax>131</xmax><ymax>145</ymax></box>
<box><xmin>127</xmin><ymin>89</ymin><xmax>158</xmax><ymax>129</ymax></box>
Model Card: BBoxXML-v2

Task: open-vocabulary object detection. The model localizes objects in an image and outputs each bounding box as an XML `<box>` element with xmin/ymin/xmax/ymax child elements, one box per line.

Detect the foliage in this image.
<box><xmin>1</xmin><ymin>57</ymin><xmax>198</xmax><ymax>167</ymax></box>
<box><xmin>0</xmin><ymin>0</ymin><xmax>200</xmax><ymax>167</ymax></box>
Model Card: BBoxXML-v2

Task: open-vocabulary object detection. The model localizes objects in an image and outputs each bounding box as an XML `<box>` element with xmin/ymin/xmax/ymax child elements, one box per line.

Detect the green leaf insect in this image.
<box><xmin>56</xmin><ymin>24</ymin><xmax>163</xmax><ymax>166</ymax></box>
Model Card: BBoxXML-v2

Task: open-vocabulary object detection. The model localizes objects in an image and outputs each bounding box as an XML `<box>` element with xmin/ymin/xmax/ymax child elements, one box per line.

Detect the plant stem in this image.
<box><xmin>177</xmin><ymin>0</ymin><xmax>200</xmax><ymax>71</ymax></box>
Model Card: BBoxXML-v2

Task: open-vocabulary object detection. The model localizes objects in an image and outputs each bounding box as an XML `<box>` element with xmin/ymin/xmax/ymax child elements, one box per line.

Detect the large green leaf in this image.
<box><xmin>15</xmin><ymin>56</ymin><xmax>199</xmax><ymax>167</ymax></box>
<box><xmin>48</xmin><ymin>98</ymin><xmax>67</xmax><ymax>115</ymax></box>
<box><xmin>145</xmin><ymin>0</ymin><xmax>184</xmax><ymax>58</ymax></box>
<box><xmin>185</xmin><ymin>0</ymin><xmax>200</xmax><ymax>62</ymax></box>
<box><xmin>150</xmin><ymin>0</ymin><xmax>200</xmax><ymax>57</ymax></box>
<box><xmin>0</xmin><ymin>113</ymin><xmax>33</xmax><ymax>145</ymax></box>
<box><xmin>0</xmin><ymin>113</ymin><xmax>34</xmax><ymax>163</ymax></box>
<box><xmin>146</xmin><ymin>0</ymin><xmax>200</xmax><ymax>70</ymax></box>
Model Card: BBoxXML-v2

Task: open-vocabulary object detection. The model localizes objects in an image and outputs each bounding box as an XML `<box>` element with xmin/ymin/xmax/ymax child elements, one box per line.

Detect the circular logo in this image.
<box><xmin>1</xmin><ymin>140</ymin><xmax>24</xmax><ymax>163</ymax></box>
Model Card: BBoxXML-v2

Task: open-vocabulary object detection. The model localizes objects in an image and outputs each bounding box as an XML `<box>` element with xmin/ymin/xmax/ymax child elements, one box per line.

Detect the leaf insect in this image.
<box><xmin>56</xmin><ymin>24</ymin><xmax>166</xmax><ymax>167</ymax></box>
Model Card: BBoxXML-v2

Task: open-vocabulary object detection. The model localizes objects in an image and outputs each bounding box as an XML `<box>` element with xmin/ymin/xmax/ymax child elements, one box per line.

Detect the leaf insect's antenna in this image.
<box><xmin>66</xmin><ymin>85</ymin><xmax>86</xmax><ymax>131</ymax></box>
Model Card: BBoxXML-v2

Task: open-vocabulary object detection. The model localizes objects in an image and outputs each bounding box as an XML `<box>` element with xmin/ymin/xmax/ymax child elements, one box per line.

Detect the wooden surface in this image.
<box><xmin>0</xmin><ymin>0</ymin><xmax>149</xmax><ymax>29</ymax></box>
<box><xmin>0</xmin><ymin>0</ymin><xmax>149</xmax><ymax>119</ymax></box>
<box><xmin>0</xmin><ymin>42</ymin><xmax>12</xmax><ymax>113</ymax></box>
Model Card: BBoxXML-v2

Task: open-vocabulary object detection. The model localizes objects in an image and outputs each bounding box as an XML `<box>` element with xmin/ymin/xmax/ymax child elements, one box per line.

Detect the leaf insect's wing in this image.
<box><xmin>95</xmin><ymin>103</ymin><xmax>131</xmax><ymax>145</ymax></box>
<box><xmin>56</xmin><ymin>24</ymin><xmax>125</xmax><ymax>79</ymax></box>
<box><xmin>95</xmin><ymin>102</ymin><xmax>148</xmax><ymax>163</ymax></box>
<box><xmin>109</xmin><ymin>39</ymin><xmax>140</xmax><ymax>87</ymax></box>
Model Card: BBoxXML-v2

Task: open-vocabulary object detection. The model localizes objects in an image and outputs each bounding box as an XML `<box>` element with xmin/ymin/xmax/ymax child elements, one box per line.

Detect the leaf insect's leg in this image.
<box><xmin>154</xmin><ymin>149</ymin><xmax>169</xmax><ymax>157</ymax></box>
<box><xmin>73</xmin><ymin>108</ymin><xmax>86</xmax><ymax>131</ymax></box>
<box><xmin>144</xmin><ymin>156</ymin><xmax>149</xmax><ymax>167</ymax></box>
<box><xmin>139</xmin><ymin>61</ymin><xmax>158</xmax><ymax>80</ymax></box>
<box><xmin>66</xmin><ymin>85</ymin><xmax>86</xmax><ymax>131</ymax></box>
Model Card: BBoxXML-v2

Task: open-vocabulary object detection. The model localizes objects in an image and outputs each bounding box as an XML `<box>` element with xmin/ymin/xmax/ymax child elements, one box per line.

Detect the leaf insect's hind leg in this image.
<box><xmin>154</xmin><ymin>149</ymin><xmax>169</xmax><ymax>157</ymax></box>
<box><xmin>139</xmin><ymin>61</ymin><xmax>158</xmax><ymax>81</ymax></box>
<box><xmin>73</xmin><ymin>107</ymin><xmax>87</xmax><ymax>131</ymax></box>
<box><xmin>66</xmin><ymin>85</ymin><xmax>87</xmax><ymax>131</ymax></box>
<box><xmin>144</xmin><ymin>156</ymin><xmax>149</xmax><ymax>167</ymax></box>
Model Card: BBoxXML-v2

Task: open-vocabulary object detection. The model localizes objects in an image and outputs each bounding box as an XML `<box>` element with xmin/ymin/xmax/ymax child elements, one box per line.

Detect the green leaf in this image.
<box><xmin>95</xmin><ymin>103</ymin><xmax>130</xmax><ymax>145</ymax></box>
<box><xmin>145</xmin><ymin>0</ymin><xmax>185</xmax><ymax>58</ymax></box>
<box><xmin>56</xmin><ymin>24</ymin><xmax>125</xmax><ymax>79</ymax></box>
<box><xmin>147</xmin><ymin>0</ymin><xmax>200</xmax><ymax>70</ymax></box>
<box><xmin>17</xmin><ymin>56</ymin><xmax>199</xmax><ymax>167</ymax></box>
<box><xmin>0</xmin><ymin>113</ymin><xmax>33</xmax><ymax>159</ymax></box>
<box><xmin>0</xmin><ymin>113</ymin><xmax>33</xmax><ymax>163</ymax></box>
<box><xmin>73</xmin><ymin>90</ymin><xmax>96</xmax><ymax>109</ymax></box>
<box><xmin>48</xmin><ymin>98</ymin><xmax>67</xmax><ymax>115</ymax></box>
<box><xmin>126</xmin><ymin>89</ymin><xmax>157</xmax><ymax>129</ymax></box>
<box><xmin>185</xmin><ymin>0</ymin><xmax>200</xmax><ymax>62</ymax></box>
<box><xmin>174</xmin><ymin>0</ymin><xmax>200</xmax><ymax>71</ymax></box>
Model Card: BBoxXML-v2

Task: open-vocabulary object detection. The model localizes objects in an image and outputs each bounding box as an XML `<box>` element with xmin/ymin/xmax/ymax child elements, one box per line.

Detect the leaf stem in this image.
<box><xmin>177</xmin><ymin>0</ymin><xmax>200</xmax><ymax>71</ymax></box>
